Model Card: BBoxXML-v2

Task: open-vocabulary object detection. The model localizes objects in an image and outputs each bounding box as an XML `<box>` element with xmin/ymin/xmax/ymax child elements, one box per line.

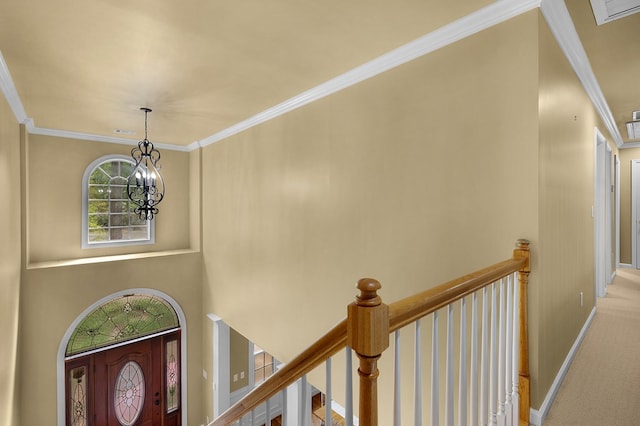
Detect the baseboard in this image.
<box><xmin>529</xmin><ymin>306</ymin><xmax>597</xmax><ymax>425</ymax></box>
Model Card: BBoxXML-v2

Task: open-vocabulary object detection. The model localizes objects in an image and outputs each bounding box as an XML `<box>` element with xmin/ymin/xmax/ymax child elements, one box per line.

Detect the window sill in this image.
<box><xmin>26</xmin><ymin>249</ymin><xmax>199</xmax><ymax>270</ymax></box>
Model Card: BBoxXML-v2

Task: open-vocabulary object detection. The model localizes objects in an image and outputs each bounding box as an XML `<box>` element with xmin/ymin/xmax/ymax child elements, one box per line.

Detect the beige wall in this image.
<box><xmin>0</xmin><ymin>90</ymin><xmax>22</xmax><ymax>426</ymax></box>
<box><xmin>26</xmin><ymin>134</ymin><xmax>194</xmax><ymax>263</ymax></box>
<box><xmin>17</xmin><ymin>133</ymin><xmax>204</xmax><ymax>424</ymax></box>
<box><xmin>20</xmin><ymin>253</ymin><xmax>203</xmax><ymax>426</ymax></box>
<box><xmin>2</xmin><ymin>7</ymin><xmax>623</xmax><ymax>426</ymax></box>
<box><xmin>535</xmin><ymin>16</ymin><xmax>612</xmax><ymax>408</ymax></box>
<box><xmin>201</xmin><ymin>11</ymin><xmax>540</xmax><ymax>422</ymax></box>
<box><xmin>230</xmin><ymin>328</ymin><xmax>250</xmax><ymax>392</ymax></box>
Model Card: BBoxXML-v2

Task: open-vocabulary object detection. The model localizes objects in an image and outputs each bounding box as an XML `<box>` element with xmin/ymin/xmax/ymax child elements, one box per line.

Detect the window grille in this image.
<box><xmin>82</xmin><ymin>155</ymin><xmax>154</xmax><ymax>248</ymax></box>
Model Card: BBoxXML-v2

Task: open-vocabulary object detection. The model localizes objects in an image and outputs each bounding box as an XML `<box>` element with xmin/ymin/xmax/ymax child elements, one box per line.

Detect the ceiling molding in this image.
<box><xmin>28</xmin><ymin>125</ymin><xmax>191</xmax><ymax>152</ymax></box>
<box><xmin>198</xmin><ymin>0</ymin><xmax>542</xmax><ymax>147</ymax></box>
<box><xmin>0</xmin><ymin>51</ymin><xmax>28</xmax><ymax>125</ymax></box>
<box><xmin>540</xmin><ymin>0</ymin><xmax>624</xmax><ymax>148</ymax></box>
<box><xmin>0</xmin><ymin>50</ymin><xmax>190</xmax><ymax>152</ymax></box>
<box><xmin>4</xmin><ymin>0</ymin><xmax>625</xmax><ymax>152</ymax></box>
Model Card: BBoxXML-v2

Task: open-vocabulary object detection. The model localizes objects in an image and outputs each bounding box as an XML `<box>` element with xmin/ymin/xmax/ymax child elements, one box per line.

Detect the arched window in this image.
<box><xmin>65</xmin><ymin>294</ymin><xmax>180</xmax><ymax>356</ymax></box>
<box><xmin>82</xmin><ymin>155</ymin><xmax>154</xmax><ymax>248</ymax></box>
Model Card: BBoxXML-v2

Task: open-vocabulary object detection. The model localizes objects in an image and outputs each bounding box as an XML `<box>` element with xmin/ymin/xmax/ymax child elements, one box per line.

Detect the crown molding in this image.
<box><xmin>0</xmin><ymin>51</ymin><xmax>28</xmax><ymax>124</ymax></box>
<box><xmin>198</xmin><ymin>0</ymin><xmax>542</xmax><ymax>147</ymax></box>
<box><xmin>0</xmin><ymin>51</ymin><xmax>191</xmax><ymax>152</ymax></box>
<box><xmin>4</xmin><ymin>0</ymin><xmax>623</xmax><ymax>152</ymax></box>
<box><xmin>27</xmin><ymin>125</ymin><xmax>191</xmax><ymax>152</ymax></box>
<box><xmin>540</xmin><ymin>0</ymin><xmax>624</xmax><ymax>148</ymax></box>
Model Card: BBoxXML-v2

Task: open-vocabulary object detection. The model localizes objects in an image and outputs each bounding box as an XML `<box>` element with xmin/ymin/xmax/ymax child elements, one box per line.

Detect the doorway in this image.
<box><xmin>59</xmin><ymin>291</ymin><xmax>186</xmax><ymax>426</ymax></box>
<box><xmin>595</xmin><ymin>128</ymin><xmax>615</xmax><ymax>297</ymax></box>
<box><xmin>66</xmin><ymin>331</ymin><xmax>181</xmax><ymax>426</ymax></box>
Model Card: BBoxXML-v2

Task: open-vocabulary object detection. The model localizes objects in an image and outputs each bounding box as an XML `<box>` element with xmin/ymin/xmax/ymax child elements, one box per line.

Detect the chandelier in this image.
<box><xmin>127</xmin><ymin>107</ymin><xmax>165</xmax><ymax>221</ymax></box>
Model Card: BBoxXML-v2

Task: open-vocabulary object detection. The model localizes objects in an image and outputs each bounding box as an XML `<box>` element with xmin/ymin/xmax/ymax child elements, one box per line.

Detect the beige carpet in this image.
<box><xmin>544</xmin><ymin>268</ymin><xmax>640</xmax><ymax>425</ymax></box>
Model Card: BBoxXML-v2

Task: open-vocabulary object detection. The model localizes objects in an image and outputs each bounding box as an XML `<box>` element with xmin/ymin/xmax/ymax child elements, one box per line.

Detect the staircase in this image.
<box><xmin>211</xmin><ymin>240</ymin><xmax>531</xmax><ymax>426</ymax></box>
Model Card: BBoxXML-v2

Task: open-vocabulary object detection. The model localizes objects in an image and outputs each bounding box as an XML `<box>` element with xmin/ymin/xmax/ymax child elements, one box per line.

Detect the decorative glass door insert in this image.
<box><xmin>114</xmin><ymin>361</ymin><xmax>146</xmax><ymax>425</ymax></box>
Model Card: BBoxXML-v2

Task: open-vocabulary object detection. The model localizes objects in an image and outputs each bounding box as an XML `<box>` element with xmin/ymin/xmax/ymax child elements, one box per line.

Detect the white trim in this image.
<box><xmin>0</xmin><ymin>51</ymin><xmax>190</xmax><ymax>151</ymax></box>
<box><xmin>2</xmin><ymin>1</ymin><xmax>541</xmax><ymax>152</ymax></box>
<box><xmin>529</xmin><ymin>306</ymin><xmax>597</xmax><ymax>426</ymax></box>
<box><xmin>0</xmin><ymin>51</ymin><xmax>28</xmax><ymax>123</ymax></box>
<box><xmin>29</xmin><ymin>125</ymin><xmax>191</xmax><ymax>152</ymax></box>
<box><xmin>620</xmin><ymin>141</ymin><xmax>640</xmax><ymax>149</ymax></box>
<box><xmin>605</xmin><ymin>142</ymin><xmax>613</xmax><ymax>285</ymax></box>
<box><xmin>2</xmin><ymin>0</ymin><xmax>628</xmax><ymax>157</ymax></box>
<box><xmin>198</xmin><ymin>0</ymin><xmax>541</xmax><ymax>147</ymax></box>
<box><xmin>57</xmin><ymin>288</ymin><xmax>188</xmax><ymax>426</ymax></box>
<box><xmin>594</xmin><ymin>128</ymin><xmax>607</xmax><ymax>296</ymax></box>
<box><xmin>540</xmin><ymin>0</ymin><xmax>624</xmax><ymax>147</ymax></box>
<box><xmin>632</xmin><ymin>159</ymin><xmax>640</xmax><ymax>268</ymax></box>
<box><xmin>210</xmin><ymin>315</ymin><xmax>231</xmax><ymax>418</ymax></box>
<box><xmin>616</xmin><ymin>154</ymin><xmax>621</xmax><ymax>268</ymax></box>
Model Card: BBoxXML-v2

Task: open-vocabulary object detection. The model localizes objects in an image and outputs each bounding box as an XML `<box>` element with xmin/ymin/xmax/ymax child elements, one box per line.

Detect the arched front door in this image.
<box><xmin>64</xmin><ymin>294</ymin><xmax>182</xmax><ymax>426</ymax></box>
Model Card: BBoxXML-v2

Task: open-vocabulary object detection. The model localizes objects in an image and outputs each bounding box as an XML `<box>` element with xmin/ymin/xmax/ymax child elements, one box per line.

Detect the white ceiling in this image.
<box><xmin>0</xmin><ymin>0</ymin><xmax>639</xmax><ymax>150</ymax></box>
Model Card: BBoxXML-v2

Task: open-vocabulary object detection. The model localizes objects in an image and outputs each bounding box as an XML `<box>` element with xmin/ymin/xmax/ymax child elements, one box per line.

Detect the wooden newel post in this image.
<box><xmin>347</xmin><ymin>278</ymin><xmax>389</xmax><ymax>426</ymax></box>
<box><xmin>514</xmin><ymin>239</ymin><xmax>531</xmax><ymax>425</ymax></box>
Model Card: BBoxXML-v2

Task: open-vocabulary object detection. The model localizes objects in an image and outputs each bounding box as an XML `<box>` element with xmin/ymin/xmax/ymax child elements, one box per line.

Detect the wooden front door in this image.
<box><xmin>65</xmin><ymin>331</ymin><xmax>181</xmax><ymax>426</ymax></box>
<box><xmin>96</xmin><ymin>338</ymin><xmax>159</xmax><ymax>425</ymax></box>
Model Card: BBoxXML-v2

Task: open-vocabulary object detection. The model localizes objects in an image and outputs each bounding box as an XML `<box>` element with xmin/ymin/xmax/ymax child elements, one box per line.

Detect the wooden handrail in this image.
<box><xmin>212</xmin><ymin>240</ymin><xmax>531</xmax><ymax>426</ymax></box>
<box><xmin>388</xmin><ymin>257</ymin><xmax>527</xmax><ymax>332</ymax></box>
<box><xmin>212</xmin><ymin>319</ymin><xmax>348</xmax><ymax>426</ymax></box>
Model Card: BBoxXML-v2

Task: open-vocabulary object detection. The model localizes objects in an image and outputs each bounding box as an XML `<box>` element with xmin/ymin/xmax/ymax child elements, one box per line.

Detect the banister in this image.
<box><xmin>211</xmin><ymin>240</ymin><xmax>531</xmax><ymax>426</ymax></box>
<box><xmin>388</xmin><ymin>257</ymin><xmax>526</xmax><ymax>332</ymax></box>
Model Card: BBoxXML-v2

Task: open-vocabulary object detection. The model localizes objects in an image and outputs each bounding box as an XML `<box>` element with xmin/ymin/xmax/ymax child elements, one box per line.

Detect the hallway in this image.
<box><xmin>544</xmin><ymin>268</ymin><xmax>640</xmax><ymax>425</ymax></box>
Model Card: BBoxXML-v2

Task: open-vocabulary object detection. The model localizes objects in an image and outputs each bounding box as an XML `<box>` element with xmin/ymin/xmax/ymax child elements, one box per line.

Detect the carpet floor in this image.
<box><xmin>544</xmin><ymin>268</ymin><xmax>640</xmax><ymax>425</ymax></box>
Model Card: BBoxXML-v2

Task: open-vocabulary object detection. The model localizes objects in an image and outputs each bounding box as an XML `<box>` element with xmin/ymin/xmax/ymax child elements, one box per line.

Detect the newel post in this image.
<box><xmin>347</xmin><ymin>278</ymin><xmax>390</xmax><ymax>426</ymax></box>
<box><xmin>514</xmin><ymin>239</ymin><xmax>531</xmax><ymax>425</ymax></box>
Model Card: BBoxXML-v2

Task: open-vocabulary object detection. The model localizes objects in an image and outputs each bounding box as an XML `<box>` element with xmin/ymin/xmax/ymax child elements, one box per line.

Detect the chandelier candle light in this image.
<box><xmin>127</xmin><ymin>107</ymin><xmax>165</xmax><ymax>221</ymax></box>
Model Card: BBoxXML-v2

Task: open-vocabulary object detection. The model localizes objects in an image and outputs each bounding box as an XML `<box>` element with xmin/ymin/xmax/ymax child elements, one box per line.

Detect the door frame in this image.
<box><xmin>632</xmin><ymin>160</ymin><xmax>640</xmax><ymax>268</ymax></box>
<box><xmin>593</xmin><ymin>128</ymin><xmax>611</xmax><ymax>297</ymax></box>
<box><xmin>57</xmin><ymin>288</ymin><xmax>188</xmax><ymax>426</ymax></box>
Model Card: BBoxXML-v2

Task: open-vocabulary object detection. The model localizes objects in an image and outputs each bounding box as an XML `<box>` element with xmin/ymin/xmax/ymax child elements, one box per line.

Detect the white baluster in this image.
<box><xmin>282</xmin><ymin>387</ymin><xmax>288</xmax><ymax>426</ymax></box>
<box><xmin>394</xmin><ymin>330</ymin><xmax>401</xmax><ymax>426</ymax></box>
<box><xmin>301</xmin><ymin>375</ymin><xmax>310</xmax><ymax>426</ymax></box>
<box><xmin>266</xmin><ymin>397</ymin><xmax>272</xmax><ymax>426</ymax></box>
<box><xmin>489</xmin><ymin>282</ymin><xmax>497</xmax><ymax>425</ymax></box>
<box><xmin>445</xmin><ymin>305</ymin><xmax>454</xmax><ymax>426</ymax></box>
<box><xmin>497</xmin><ymin>279</ymin><xmax>506</xmax><ymax>426</ymax></box>
<box><xmin>326</xmin><ymin>358</ymin><xmax>332</xmax><ymax>426</ymax></box>
<box><xmin>345</xmin><ymin>347</ymin><xmax>354</xmax><ymax>426</ymax></box>
<box><xmin>416</xmin><ymin>319</ymin><xmax>423</xmax><ymax>426</ymax></box>
<box><xmin>470</xmin><ymin>292</ymin><xmax>479</xmax><ymax>426</ymax></box>
<box><xmin>480</xmin><ymin>287</ymin><xmax>489</xmax><ymax>426</ymax></box>
<box><xmin>431</xmin><ymin>312</ymin><xmax>439</xmax><ymax>426</ymax></box>
<box><xmin>459</xmin><ymin>297</ymin><xmax>468</xmax><ymax>426</ymax></box>
<box><xmin>511</xmin><ymin>273</ymin><xmax>520</xmax><ymax>426</ymax></box>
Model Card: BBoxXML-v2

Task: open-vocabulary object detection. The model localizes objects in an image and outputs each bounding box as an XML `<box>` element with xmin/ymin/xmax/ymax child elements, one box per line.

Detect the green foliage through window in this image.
<box><xmin>87</xmin><ymin>158</ymin><xmax>150</xmax><ymax>243</ymax></box>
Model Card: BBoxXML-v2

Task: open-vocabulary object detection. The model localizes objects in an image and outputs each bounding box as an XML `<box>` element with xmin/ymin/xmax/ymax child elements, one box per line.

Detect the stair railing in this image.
<box><xmin>211</xmin><ymin>239</ymin><xmax>530</xmax><ymax>426</ymax></box>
